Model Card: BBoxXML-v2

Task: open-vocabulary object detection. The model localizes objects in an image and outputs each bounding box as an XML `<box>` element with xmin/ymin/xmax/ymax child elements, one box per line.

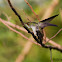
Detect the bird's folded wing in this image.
<box><xmin>40</xmin><ymin>14</ymin><xmax>59</xmax><ymax>22</ymax></box>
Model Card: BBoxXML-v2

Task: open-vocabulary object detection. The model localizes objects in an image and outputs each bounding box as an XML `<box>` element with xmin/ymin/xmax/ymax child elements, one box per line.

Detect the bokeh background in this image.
<box><xmin>0</xmin><ymin>0</ymin><xmax>62</xmax><ymax>62</ymax></box>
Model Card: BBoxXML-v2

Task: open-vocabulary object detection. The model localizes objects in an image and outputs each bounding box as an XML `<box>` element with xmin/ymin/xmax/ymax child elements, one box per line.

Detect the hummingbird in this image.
<box><xmin>25</xmin><ymin>14</ymin><xmax>58</xmax><ymax>42</ymax></box>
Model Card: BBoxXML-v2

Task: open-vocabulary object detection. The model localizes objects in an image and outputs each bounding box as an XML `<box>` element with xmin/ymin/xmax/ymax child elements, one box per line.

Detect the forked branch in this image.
<box><xmin>7</xmin><ymin>0</ymin><xmax>62</xmax><ymax>52</ymax></box>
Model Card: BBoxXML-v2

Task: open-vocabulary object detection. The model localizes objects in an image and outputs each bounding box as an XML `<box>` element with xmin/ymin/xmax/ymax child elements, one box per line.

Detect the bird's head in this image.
<box><xmin>25</xmin><ymin>22</ymin><xmax>37</xmax><ymax>28</ymax></box>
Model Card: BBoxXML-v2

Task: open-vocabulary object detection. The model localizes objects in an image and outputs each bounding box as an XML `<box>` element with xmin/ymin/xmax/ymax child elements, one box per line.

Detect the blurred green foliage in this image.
<box><xmin>0</xmin><ymin>0</ymin><xmax>62</xmax><ymax>62</ymax></box>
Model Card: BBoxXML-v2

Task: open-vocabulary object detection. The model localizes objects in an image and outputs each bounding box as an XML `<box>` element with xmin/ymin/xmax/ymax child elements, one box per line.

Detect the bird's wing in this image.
<box><xmin>39</xmin><ymin>22</ymin><xmax>58</xmax><ymax>29</ymax></box>
<box><xmin>44</xmin><ymin>23</ymin><xmax>58</xmax><ymax>27</ymax></box>
<box><xmin>40</xmin><ymin>14</ymin><xmax>59</xmax><ymax>22</ymax></box>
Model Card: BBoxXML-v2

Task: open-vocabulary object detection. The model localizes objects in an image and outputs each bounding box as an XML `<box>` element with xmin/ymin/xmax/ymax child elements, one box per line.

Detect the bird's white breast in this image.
<box><xmin>31</xmin><ymin>26</ymin><xmax>36</xmax><ymax>35</ymax></box>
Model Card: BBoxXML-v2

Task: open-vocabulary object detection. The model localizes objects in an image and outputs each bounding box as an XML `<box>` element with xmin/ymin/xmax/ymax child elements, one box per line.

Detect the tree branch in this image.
<box><xmin>7</xmin><ymin>0</ymin><xmax>62</xmax><ymax>52</ymax></box>
<box><xmin>1</xmin><ymin>18</ymin><xmax>62</xmax><ymax>50</ymax></box>
<box><xmin>24</xmin><ymin>0</ymin><xmax>40</xmax><ymax>21</ymax></box>
<box><xmin>7</xmin><ymin>0</ymin><xmax>40</xmax><ymax>44</ymax></box>
<box><xmin>0</xmin><ymin>18</ymin><xmax>40</xmax><ymax>46</ymax></box>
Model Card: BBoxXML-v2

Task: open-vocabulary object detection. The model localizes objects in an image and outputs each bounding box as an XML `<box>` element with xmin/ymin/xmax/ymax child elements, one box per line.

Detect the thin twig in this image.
<box><xmin>42</xmin><ymin>29</ymin><xmax>46</xmax><ymax>44</ymax></box>
<box><xmin>47</xmin><ymin>28</ymin><xmax>62</xmax><ymax>42</ymax></box>
<box><xmin>2</xmin><ymin>12</ymin><xmax>11</xmax><ymax>21</ymax></box>
<box><xmin>24</xmin><ymin>0</ymin><xmax>40</xmax><ymax>22</ymax></box>
<box><xmin>22</xmin><ymin>9</ymin><xmax>31</xmax><ymax>22</ymax></box>
<box><xmin>46</xmin><ymin>38</ymin><xmax>62</xmax><ymax>49</ymax></box>
<box><xmin>1</xmin><ymin>20</ymin><xmax>28</xmax><ymax>33</ymax></box>
<box><xmin>50</xmin><ymin>49</ymin><xmax>53</xmax><ymax>62</ymax></box>
<box><xmin>0</xmin><ymin>19</ymin><xmax>28</xmax><ymax>40</ymax></box>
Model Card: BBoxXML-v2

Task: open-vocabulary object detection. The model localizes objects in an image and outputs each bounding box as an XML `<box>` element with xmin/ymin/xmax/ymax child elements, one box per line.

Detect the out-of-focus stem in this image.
<box><xmin>15</xmin><ymin>37</ymin><xmax>33</xmax><ymax>62</ymax></box>
<box><xmin>41</xmin><ymin>0</ymin><xmax>59</xmax><ymax>20</ymax></box>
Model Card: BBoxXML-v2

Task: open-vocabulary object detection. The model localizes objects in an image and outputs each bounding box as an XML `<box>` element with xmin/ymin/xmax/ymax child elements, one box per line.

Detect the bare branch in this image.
<box><xmin>0</xmin><ymin>18</ymin><xmax>40</xmax><ymax>46</ymax></box>
<box><xmin>8</xmin><ymin>0</ymin><xmax>37</xmax><ymax>37</ymax></box>
<box><xmin>22</xmin><ymin>9</ymin><xmax>31</xmax><ymax>22</ymax></box>
<box><xmin>46</xmin><ymin>38</ymin><xmax>62</xmax><ymax>49</ymax></box>
<box><xmin>2</xmin><ymin>12</ymin><xmax>11</xmax><ymax>21</ymax></box>
<box><xmin>47</xmin><ymin>28</ymin><xmax>62</xmax><ymax>42</ymax></box>
<box><xmin>24</xmin><ymin>0</ymin><xmax>40</xmax><ymax>21</ymax></box>
<box><xmin>2</xmin><ymin>19</ymin><xmax>28</xmax><ymax>33</ymax></box>
<box><xmin>42</xmin><ymin>29</ymin><xmax>46</xmax><ymax>44</ymax></box>
<box><xmin>0</xmin><ymin>18</ymin><xmax>28</xmax><ymax>40</ymax></box>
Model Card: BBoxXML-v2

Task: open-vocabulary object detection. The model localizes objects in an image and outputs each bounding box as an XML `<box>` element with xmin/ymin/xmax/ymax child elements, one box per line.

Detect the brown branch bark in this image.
<box><xmin>2</xmin><ymin>12</ymin><xmax>11</xmax><ymax>21</ymax></box>
<box><xmin>22</xmin><ymin>9</ymin><xmax>31</xmax><ymax>22</ymax></box>
<box><xmin>24</xmin><ymin>0</ymin><xmax>40</xmax><ymax>22</ymax></box>
<box><xmin>47</xmin><ymin>28</ymin><xmax>62</xmax><ymax>42</ymax></box>
<box><xmin>2</xmin><ymin>20</ymin><xmax>28</xmax><ymax>33</ymax></box>
<box><xmin>46</xmin><ymin>38</ymin><xmax>62</xmax><ymax>49</ymax></box>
